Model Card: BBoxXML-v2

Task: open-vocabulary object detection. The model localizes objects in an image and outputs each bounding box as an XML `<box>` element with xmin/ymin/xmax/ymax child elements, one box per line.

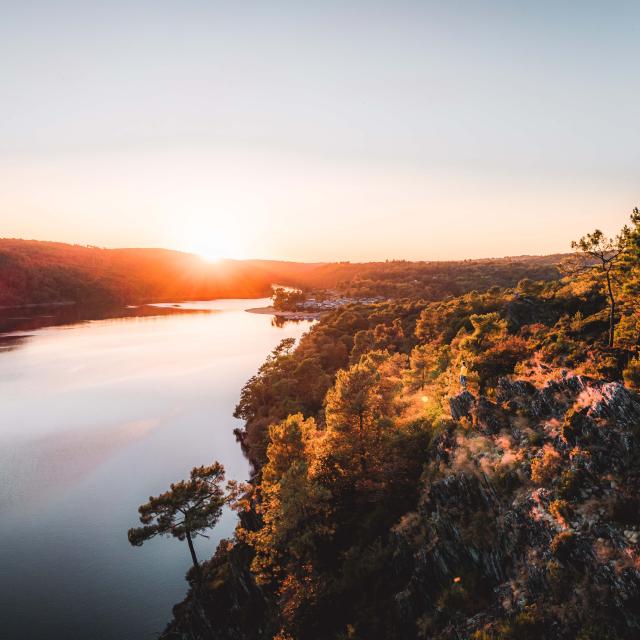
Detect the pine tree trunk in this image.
<box><xmin>186</xmin><ymin>530</ymin><xmax>199</xmax><ymax>569</ymax></box>
<box><xmin>605</xmin><ymin>269</ymin><xmax>615</xmax><ymax>348</ymax></box>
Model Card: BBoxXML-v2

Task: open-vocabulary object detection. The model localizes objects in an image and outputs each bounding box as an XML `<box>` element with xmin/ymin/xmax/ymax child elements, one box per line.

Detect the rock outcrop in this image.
<box><xmin>397</xmin><ymin>373</ymin><xmax>640</xmax><ymax>639</ymax></box>
<box><xmin>449</xmin><ymin>391</ymin><xmax>476</xmax><ymax>420</ymax></box>
<box><xmin>163</xmin><ymin>372</ymin><xmax>640</xmax><ymax>640</ymax></box>
<box><xmin>449</xmin><ymin>391</ymin><xmax>511</xmax><ymax>434</ymax></box>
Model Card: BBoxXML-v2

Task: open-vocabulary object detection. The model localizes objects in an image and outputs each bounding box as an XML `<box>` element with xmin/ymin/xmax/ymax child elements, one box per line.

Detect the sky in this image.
<box><xmin>1</xmin><ymin>1</ymin><xmax>638</xmax><ymax>262</ymax></box>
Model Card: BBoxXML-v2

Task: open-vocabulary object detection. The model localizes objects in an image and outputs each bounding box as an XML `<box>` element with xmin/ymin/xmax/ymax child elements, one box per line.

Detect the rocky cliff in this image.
<box><xmin>393</xmin><ymin>373</ymin><xmax>640</xmax><ymax>638</ymax></box>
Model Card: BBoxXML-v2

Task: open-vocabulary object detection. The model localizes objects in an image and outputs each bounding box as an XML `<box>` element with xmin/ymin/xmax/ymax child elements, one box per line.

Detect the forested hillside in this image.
<box><xmin>0</xmin><ymin>240</ymin><xmax>276</xmax><ymax>306</ymax></box>
<box><xmin>0</xmin><ymin>239</ymin><xmax>561</xmax><ymax>307</ymax></box>
<box><xmin>278</xmin><ymin>255</ymin><xmax>563</xmax><ymax>299</ymax></box>
<box><xmin>160</xmin><ymin>210</ymin><xmax>640</xmax><ymax>640</ymax></box>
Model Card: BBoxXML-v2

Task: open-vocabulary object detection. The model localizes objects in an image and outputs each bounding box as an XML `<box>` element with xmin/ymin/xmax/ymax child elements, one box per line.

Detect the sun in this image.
<box><xmin>173</xmin><ymin>210</ymin><xmax>252</xmax><ymax>262</ymax></box>
<box><xmin>196</xmin><ymin>248</ymin><xmax>226</xmax><ymax>263</ymax></box>
<box><xmin>184</xmin><ymin>238</ymin><xmax>245</xmax><ymax>262</ymax></box>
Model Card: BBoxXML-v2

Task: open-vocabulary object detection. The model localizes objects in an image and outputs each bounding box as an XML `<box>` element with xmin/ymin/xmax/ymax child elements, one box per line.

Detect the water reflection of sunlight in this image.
<box><xmin>0</xmin><ymin>417</ymin><xmax>163</xmax><ymax>517</ymax></box>
<box><xmin>0</xmin><ymin>302</ymin><xmax>218</xmax><ymax>336</ymax></box>
<box><xmin>0</xmin><ymin>296</ymin><xmax>316</xmax><ymax>640</ymax></box>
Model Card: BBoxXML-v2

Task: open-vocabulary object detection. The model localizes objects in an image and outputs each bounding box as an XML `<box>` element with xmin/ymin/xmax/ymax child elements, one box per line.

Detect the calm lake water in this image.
<box><xmin>0</xmin><ymin>299</ymin><xmax>314</xmax><ymax>640</ymax></box>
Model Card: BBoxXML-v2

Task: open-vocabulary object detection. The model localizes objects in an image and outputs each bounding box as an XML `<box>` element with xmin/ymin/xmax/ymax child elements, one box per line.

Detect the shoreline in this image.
<box><xmin>245</xmin><ymin>306</ymin><xmax>324</xmax><ymax>320</ymax></box>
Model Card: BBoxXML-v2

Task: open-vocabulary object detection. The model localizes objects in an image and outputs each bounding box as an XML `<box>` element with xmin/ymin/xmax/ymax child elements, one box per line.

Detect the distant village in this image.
<box><xmin>297</xmin><ymin>294</ymin><xmax>383</xmax><ymax>312</ymax></box>
<box><xmin>270</xmin><ymin>287</ymin><xmax>384</xmax><ymax>319</ymax></box>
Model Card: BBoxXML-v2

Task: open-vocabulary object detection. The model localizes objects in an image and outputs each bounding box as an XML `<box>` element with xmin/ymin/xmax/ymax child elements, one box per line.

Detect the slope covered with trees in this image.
<box><xmin>0</xmin><ymin>238</ymin><xmax>562</xmax><ymax>308</ymax></box>
<box><xmin>156</xmin><ymin>209</ymin><xmax>640</xmax><ymax>640</ymax></box>
<box><xmin>0</xmin><ymin>240</ymin><xmax>276</xmax><ymax>306</ymax></box>
<box><xmin>286</xmin><ymin>255</ymin><xmax>563</xmax><ymax>299</ymax></box>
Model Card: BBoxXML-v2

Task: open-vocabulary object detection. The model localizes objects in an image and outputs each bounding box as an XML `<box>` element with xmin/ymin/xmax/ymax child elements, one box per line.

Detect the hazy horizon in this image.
<box><xmin>2</xmin><ymin>1</ymin><xmax>638</xmax><ymax>261</ymax></box>
<box><xmin>2</xmin><ymin>234</ymin><xmax>575</xmax><ymax>265</ymax></box>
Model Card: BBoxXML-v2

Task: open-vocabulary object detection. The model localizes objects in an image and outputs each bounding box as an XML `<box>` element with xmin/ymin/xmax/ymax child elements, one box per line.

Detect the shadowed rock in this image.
<box><xmin>449</xmin><ymin>390</ymin><xmax>475</xmax><ymax>420</ymax></box>
<box><xmin>395</xmin><ymin>373</ymin><xmax>640</xmax><ymax>639</ymax></box>
<box><xmin>475</xmin><ymin>396</ymin><xmax>509</xmax><ymax>435</ymax></box>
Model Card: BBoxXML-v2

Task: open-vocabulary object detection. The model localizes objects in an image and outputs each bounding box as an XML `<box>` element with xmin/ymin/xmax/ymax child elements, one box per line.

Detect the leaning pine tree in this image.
<box><xmin>128</xmin><ymin>462</ymin><xmax>229</xmax><ymax>573</ymax></box>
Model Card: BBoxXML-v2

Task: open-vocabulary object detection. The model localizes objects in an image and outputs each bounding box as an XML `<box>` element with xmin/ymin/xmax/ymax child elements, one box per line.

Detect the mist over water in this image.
<box><xmin>0</xmin><ymin>298</ymin><xmax>313</xmax><ymax>640</ymax></box>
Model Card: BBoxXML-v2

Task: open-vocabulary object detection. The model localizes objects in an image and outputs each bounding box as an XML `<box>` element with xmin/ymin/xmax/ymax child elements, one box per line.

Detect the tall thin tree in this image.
<box><xmin>568</xmin><ymin>229</ymin><xmax>627</xmax><ymax>348</ymax></box>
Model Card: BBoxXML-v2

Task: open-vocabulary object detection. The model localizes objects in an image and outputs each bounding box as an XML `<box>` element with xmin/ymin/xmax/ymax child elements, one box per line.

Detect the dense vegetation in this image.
<box><xmin>296</xmin><ymin>255</ymin><xmax>563</xmax><ymax>299</ymax></box>
<box><xmin>0</xmin><ymin>240</ymin><xmax>276</xmax><ymax>306</ymax></box>
<box><xmin>0</xmin><ymin>238</ymin><xmax>561</xmax><ymax>307</ymax></box>
<box><xmin>272</xmin><ymin>288</ymin><xmax>308</xmax><ymax>311</ymax></box>
<box><xmin>159</xmin><ymin>209</ymin><xmax>640</xmax><ymax>640</ymax></box>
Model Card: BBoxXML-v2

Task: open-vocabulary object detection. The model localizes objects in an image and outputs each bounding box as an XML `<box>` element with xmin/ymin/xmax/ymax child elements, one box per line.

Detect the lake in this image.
<box><xmin>0</xmin><ymin>298</ymin><xmax>314</xmax><ymax>640</ymax></box>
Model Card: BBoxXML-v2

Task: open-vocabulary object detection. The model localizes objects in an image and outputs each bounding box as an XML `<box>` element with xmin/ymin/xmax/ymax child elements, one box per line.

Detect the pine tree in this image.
<box><xmin>128</xmin><ymin>462</ymin><xmax>229</xmax><ymax>571</ymax></box>
<box><xmin>568</xmin><ymin>228</ymin><xmax>627</xmax><ymax>348</ymax></box>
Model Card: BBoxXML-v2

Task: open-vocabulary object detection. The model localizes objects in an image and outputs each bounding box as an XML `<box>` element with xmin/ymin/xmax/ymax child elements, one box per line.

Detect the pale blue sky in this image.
<box><xmin>1</xmin><ymin>1</ymin><xmax>638</xmax><ymax>260</ymax></box>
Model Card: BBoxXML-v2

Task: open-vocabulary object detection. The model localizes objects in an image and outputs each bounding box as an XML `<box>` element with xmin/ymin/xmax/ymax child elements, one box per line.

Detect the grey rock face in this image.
<box><xmin>449</xmin><ymin>390</ymin><xmax>476</xmax><ymax>420</ymax></box>
<box><xmin>396</xmin><ymin>374</ymin><xmax>640</xmax><ymax>639</ymax></box>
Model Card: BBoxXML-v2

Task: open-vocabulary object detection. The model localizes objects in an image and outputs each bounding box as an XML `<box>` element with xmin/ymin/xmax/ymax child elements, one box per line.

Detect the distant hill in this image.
<box><xmin>0</xmin><ymin>238</ymin><xmax>564</xmax><ymax>307</ymax></box>
<box><xmin>0</xmin><ymin>240</ymin><xmax>279</xmax><ymax>307</ymax></box>
<box><xmin>265</xmin><ymin>255</ymin><xmax>564</xmax><ymax>298</ymax></box>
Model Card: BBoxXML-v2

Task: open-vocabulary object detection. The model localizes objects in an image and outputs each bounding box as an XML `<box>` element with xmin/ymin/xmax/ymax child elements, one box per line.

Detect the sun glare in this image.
<box><xmin>196</xmin><ymin>248</ymin><xmax>225</xmax><ymax>263</ymax></box>
<box><xmin>174</xmin><ymin>210</ymin><xmax>252</xmax><ymax>263</ymax></box>
<box><xmin>184</xmin><ymin>237</ymin><xmax>245</xmax><ymax>263</ymax></box>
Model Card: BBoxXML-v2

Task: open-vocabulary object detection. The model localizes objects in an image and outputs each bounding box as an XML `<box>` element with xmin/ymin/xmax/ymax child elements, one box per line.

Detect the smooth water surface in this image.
<box><xmin>0</xmin><ymin>299</ymin><xmax>313</xmax><ymax>640</ymax></box>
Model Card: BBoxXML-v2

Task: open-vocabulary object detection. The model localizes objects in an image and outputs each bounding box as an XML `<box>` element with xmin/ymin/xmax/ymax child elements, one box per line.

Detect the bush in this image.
<box><xmin>470</xmin><ymin>631</ymin><xmax>492</xmax><ymax>640</ymax></box>
<box><xmin>530</xmin><ymin>446</ymin><xmax>562</xmax><ymax>486</ymax></box>
<box><xmin>623</xmin><ymin>357</ymin><xmax>640</xmax><ymax>390</ymax></box>
<box><xmin>549</xmin><ymin>499</ymin><xmax>571</xmax><ymax>524</ymax></box>
<box><xmin>473</xmin><ymin>610</ymin><xmax>545</xmax><ymax>640</ymax></box>
<box><xmin>561</xmin><ymin>408</ymin><xmax>594</xmax><ymax>445</ymax></box>
<box><xmin>546</xmin><ymin>558</ymin><xmax>571</xmax><ymax>598</ymax></box>
<box><xmin>557</xmin><ymin>468</ymin><xmax>585</xmax><ymax>500</ymax></box>
<box><xmin>550</xmin><ymin>531</ymin><xmax>577</xmax><ymax>562</ymax></box>
<box><xmin>435</xmin><ymin>572</ymin><xmax>491</xmax><ymax>618</ymax></box>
